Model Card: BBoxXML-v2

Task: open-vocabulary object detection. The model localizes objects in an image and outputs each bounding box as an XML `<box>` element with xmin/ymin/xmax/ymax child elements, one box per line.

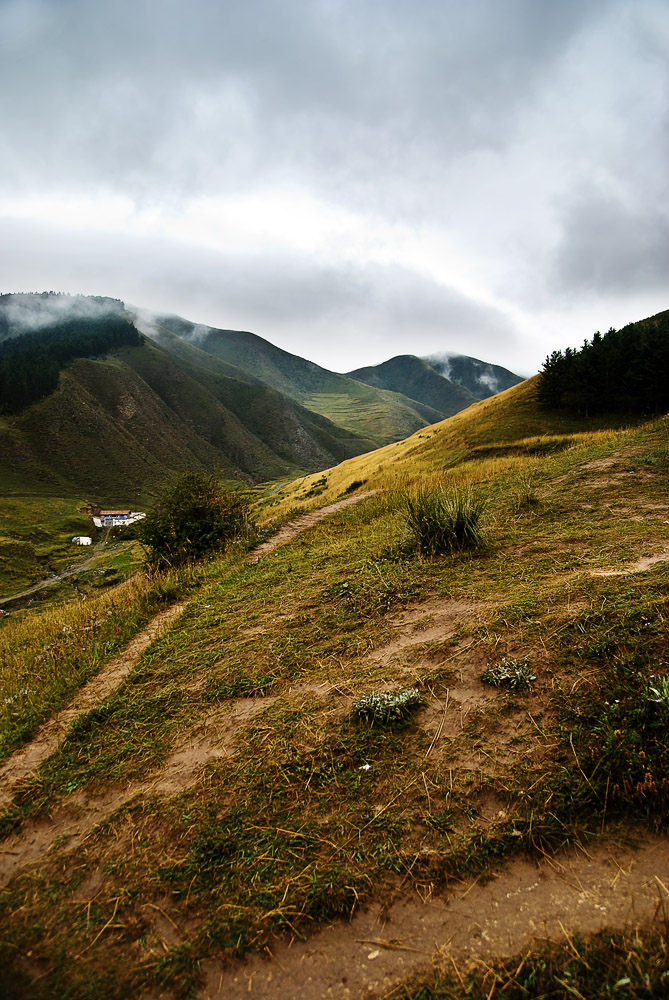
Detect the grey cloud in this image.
<box><xmin>0</xmin><ymin>291</ymin><xmax>123</xmax><ymax>338</ymax></box>
<box><xmin>0</xmin><ymin>214</ymin><xmax>522</xmax><ymax>368</ymax></box>
<box><xmin>552</xmin><ymin>185</ymin><xmax>669</xmax><ymax>297</ymax></box>
<box><xmin>0</xmin><ymin>0</ymin><xmax>666</xmax><ymax>377</ymax></box>
<box><xmin>0</xmin><ymin>0</ymin><xmax>606</xmax><ymax>200</ymax></box>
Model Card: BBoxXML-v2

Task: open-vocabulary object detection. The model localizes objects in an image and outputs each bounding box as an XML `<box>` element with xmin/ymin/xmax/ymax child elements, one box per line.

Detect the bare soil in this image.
<box><xmin>592</xmin><ymin>547</ymin><xmax>669</xmax><ymax>576</ymax></box>
<box><xmin>0</xmin><ymin>491</ymin><xmax>381</xmax><ymax>882</ymax></box>
<box><xmin>370</xmin><ymin>599</ymin><xmax>481</xmax><ymax>665</ymax></box>
<box><xmin>3</xmin><ymin>485</ymin><xmax>669</xmax><ymax>999</ymax></box>
<box><xmin>208</xmin><ymin>835</ymin><xmax>669</xmax><ymax>1000</ymax></box>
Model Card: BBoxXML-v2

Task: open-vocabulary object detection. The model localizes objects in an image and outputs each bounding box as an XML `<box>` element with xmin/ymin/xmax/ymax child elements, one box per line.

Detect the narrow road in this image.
<box><xmin>0</xmin><ymin>536</ymin><xmax>133</xmax><ymax>607</ymax></box>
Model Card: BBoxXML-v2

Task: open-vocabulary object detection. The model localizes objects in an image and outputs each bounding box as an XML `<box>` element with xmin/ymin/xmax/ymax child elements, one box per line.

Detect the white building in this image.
<box><xmin>92</xmin><ymin>510</ymin><xmax>146</xmax><ymax>528</ymax></box>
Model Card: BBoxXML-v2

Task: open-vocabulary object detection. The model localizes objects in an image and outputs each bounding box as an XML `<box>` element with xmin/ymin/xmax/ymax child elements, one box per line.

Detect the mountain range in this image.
<box><xmin>0</xmin><ymin>293</ymin><xmax>522</xmax><ymax>500</ymax></box>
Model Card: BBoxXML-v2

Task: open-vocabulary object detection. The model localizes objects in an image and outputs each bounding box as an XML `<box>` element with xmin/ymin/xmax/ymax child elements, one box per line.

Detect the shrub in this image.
<box><xmin>342</xmin><ymin>479</ymin><xmax>367</xmax><ymax>495</ymax></box>
<box><xmin>138</xmin><ymin>472</ymin><xmax>256</xmax><ymax>569</ymax></box>
<box><xmin>352</xmin><ymin>687</ymin><xmax>424</xmax><ymax>725</ymax></box>
<box><xmin>392</xmin><ymin>484</ymin><xmax>485</xmax><ymax>555</ymax></box>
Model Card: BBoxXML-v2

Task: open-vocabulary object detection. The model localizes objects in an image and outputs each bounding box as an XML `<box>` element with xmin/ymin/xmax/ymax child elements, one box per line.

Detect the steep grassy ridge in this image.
<box><xmin>0</xmin><ymin>338</ymin><xmax>376</xmax><ymax>501</ymax></box>
<box><xmin>1</xmin><ymin>377</ymin><xmax>668</xmax><ymax>998</ymax></box>
<box><xmin>153</xmin><ymin>314</ymin><xmax>445</xmax><ymax>444</ymax></box>
<box><xmin>133</xmin><ymin>325</ymin><xmax>376</xmax><ymax>463</ymax></box>
<box><xmin>272</xmin><ymin>375</ymin><xmax>649</xmax><ymax>514</ymax></box>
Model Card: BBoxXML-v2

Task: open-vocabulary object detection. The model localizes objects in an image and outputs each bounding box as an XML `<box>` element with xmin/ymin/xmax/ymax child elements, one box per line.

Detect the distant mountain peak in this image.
<box><xmin>422</xmin><ymin>352</ymin><xmax>523</xmax><ymax>398</ymax></box>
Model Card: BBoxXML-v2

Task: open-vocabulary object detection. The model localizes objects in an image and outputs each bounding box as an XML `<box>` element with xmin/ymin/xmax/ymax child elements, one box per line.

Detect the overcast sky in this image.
<box><xmin>0</xmin><ymin>0</ymin><xmax>667</xmax><ymax>376</ymax></box>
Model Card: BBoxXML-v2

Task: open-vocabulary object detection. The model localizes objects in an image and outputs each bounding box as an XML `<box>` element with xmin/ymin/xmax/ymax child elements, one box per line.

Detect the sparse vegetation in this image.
<box><xmin>481</xmin><ymin>656</ymin><xmax>535</xmax><ymax>691</ymax></box>
<box><xmin>342</xmin><ymin>478</ymin><xmax>367</xmax><ymax>494</ymax></box>
<box><xmin>1</xmin><ymin>315</ymin><xmax>668</xmax><ymax>999</ymax></box>
<box><xmin>382</xmin><ymin>923</ymin><xmax>669</xmax><ymax>999</ymax></box>
<box><xmin>392</xmin><ymin>482</ymin><xmax>486</xmax><ymax>555</ymax></box>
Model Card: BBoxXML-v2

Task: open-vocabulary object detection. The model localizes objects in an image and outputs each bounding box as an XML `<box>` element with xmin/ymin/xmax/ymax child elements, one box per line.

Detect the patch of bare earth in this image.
<box><xmin>592</xmin><ymin>548</ymin><xmax>669</xmax><ymax>576</ymax></box>
<box><xmin>0</xmin><ymin>603</ymin><xmax>186</xmax><ymax>812</ymax></box>
<box><xmin>247</xmin><ymin>491</ymin><xmax>380</xmax><ymax>562</ymax></box>
<box><xmin>206</xmin><ymin>836</ymin><xmax>669</xmax><ymax>1000</ymax></box>
<box><xmin>0</xmin><ymin>494</ymin><xmax>383</xmax><ymax>890</ymax></box>
<box><xmin>0</xmin><ymin>697</ymin><xmax>275</xmax><ymax>887</ymax></box>
<box><xmin>370</xmin><ymin>599</ymin><xmax>481</xmax><ymax>665</ymax></box>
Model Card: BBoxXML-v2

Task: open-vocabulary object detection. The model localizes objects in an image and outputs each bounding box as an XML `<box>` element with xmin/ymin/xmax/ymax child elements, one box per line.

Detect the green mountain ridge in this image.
<box><xmin>151</xmin><ymin>314</ymin><xmax>445</xmax><ymax>444</ymax></box>
<box><xmin>0</xmin><ymin>335</ymin><xmax>375</xmax><ymax>501</ymax></box>
<box><xmin>0</xmin><ymin>293</ymin><xmax>527</xmax><ymax>502</ymax></box>
<box><xmin>346</xmin><ymin>354</ymin><xmax>479</xmax><ymax>417</ymax></box>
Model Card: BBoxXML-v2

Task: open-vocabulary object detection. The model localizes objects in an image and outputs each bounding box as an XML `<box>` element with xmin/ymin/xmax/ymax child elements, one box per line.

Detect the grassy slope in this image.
<box><xmin>0</xmin><ymin>497</ymin><xmax>94</xmax><ymax>595</ymax></box>
<box><xmin>139</xmin><ymin>323</ymin><xmax>378</xmax><ymax>462</ymax></box>
<box><xmin>155</xmin><ymin>315</ymin><xmax>445</xmax><ymax>444</ymax></box>
<box><xmin>347</xmin><ymin>354</ymin><xmax>478</xmax><ymax>416</ymax></box>
<box><xmin>270</xmin><ymin>376</ymin><xmax>648</xmax><ymax>513</ymax></box>
<box><xmin>1</xmin><ymin>382</ymin><xmax>668</xmax><ymax>998</ymax></box>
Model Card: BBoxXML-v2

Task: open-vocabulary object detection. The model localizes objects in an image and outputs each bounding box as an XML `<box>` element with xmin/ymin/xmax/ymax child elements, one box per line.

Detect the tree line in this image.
<box><xmin>538</xmin><ymin>311</ymin><xmax>669</xmax><ymax>416</ymax></box>
<box><xmin>0</xmin><ymin>315</ymin><xmax>142</xmax><ymax>414</ymax></box>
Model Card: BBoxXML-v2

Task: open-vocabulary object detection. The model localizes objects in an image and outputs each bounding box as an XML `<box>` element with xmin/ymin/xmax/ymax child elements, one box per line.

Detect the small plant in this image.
<box><xmin>515</xmin><ymin>472</ymin><xmax>540</xmax><ymax>510</ymax></box>
<box><xmin>391</xmin><ymin>484</ymin><xmax>485</xmax><ymax>555</ymax></box>
<box><xmin>481</xmin><ymin>656</ymin><xmax>535</xmax><ymax>692</ymax></box>
<box><xmin>303</xmin><ymin>475</ymin><xmax>328</xmax><ymax>498</ymax></box>
<box><xmin>646</xmin><ymin>674</ymin><xmax>669</xmax><ymax>709</ymax></box>
<box><xmin>352</xmin><ymin>687</ymin><xmax>424</xmax><ymax>725</ymax></box>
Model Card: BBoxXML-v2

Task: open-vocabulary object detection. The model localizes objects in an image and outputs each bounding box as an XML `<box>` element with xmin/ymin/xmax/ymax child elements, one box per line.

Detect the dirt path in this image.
<box><xmin>0</xmin><ymin>490</ymin><xmax>378</xmax><ymax>831</ymax></box>
<box><xmin>247</xmin><ymin>491</ymin><xmax>380</xmax><ymax>562</ymax></box>
<box><xmin>208</xmin><ymin>836</ymin><xmax>669</xmax><ymax>1000</ymax></box>
<box><xmin>0</xmin><ymin>694</ymin><xmax>275</xmax><ymax>886</ymax></box>
<box><xmin>592</xmin><ymin>547</ymin><xmax>669</xmax><ymax>577</ymax></box>
<box><xmin>0</xmin><ymin>603</ymin><xmax>185</xmax><ymax>811</ymax></box>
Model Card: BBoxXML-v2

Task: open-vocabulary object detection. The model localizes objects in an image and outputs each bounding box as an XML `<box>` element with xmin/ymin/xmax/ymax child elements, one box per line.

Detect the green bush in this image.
<box><xmin>138</xmin><ymin>472</ymin><xmax>256</xmax><ymax>569</ymax></box>
<box><xmin>392</xmin><ymin>484</ymin><xmax>485</xmax><ymax>555</ymax></box>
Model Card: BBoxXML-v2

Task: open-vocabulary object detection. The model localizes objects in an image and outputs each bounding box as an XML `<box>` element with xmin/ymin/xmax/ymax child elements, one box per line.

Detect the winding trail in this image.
<box><xmin>4</xmin><ymin>484</ymin><xmax>668</xmax><ymax>998</ymax></box>
<box><xmin>247</xmin><ymin>491</ymin><xmax>380</xmax><ymax>562</ymax></box>
<box><xmin>0</xmin><ymin>603</ymin><xmax>186</xmax><ymax>811</ymax></box>
<box><xmin>0</xmin><ymin>490</ymin><xmax>378</xmax><ymax>823</ymax></box>
<box><xmin>211</xmin><ymin>836</ymin><xmax>669</xmax><ymax>1000</ymax></box>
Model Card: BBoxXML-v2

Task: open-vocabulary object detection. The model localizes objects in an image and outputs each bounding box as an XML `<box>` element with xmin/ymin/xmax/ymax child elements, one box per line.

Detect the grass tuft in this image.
<box><xmin>391</xmin><ymin>484</ymin><xmax>486</xmax><ymax>555</ymax></box>
<box><xmin>481</xmin><ymin>656</ymin><xmax>535</xmax><ymax>692</ymax></box>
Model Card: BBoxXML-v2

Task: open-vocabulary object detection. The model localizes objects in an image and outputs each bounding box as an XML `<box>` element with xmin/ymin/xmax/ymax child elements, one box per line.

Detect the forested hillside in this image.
<box><xmin>539</xmin><ymin>310</ymin><xmax>669</xmax><ymax>415</ymax></box>
<box><xmin>0</xmin><ymin>315</ymin><xmax>142</xmax><ymax>414</ymax></box>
